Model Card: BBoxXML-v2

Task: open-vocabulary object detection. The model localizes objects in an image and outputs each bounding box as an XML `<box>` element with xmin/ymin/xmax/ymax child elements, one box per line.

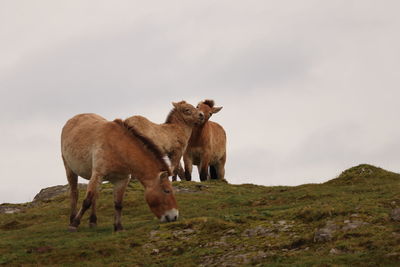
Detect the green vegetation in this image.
<box><xmin>1</xmin><ymin>164</ymin><xmax>399</xmax><ymax>266</ymax></box>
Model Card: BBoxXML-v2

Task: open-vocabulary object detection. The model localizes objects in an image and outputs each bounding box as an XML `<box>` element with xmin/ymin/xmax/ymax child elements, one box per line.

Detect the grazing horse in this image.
<box><xmin>183</xmin><ymin>100</ymin><xmax>227</xmax><ymax>182</ymax></box>
<box><xmin>61</xmin><ymin>113</ymin><xmax>178</xmax><ymax>232</ymax></box>
<box><xmin>125</xmin><ymin>101</ymin><xmax>204</xmax><ymax>181</ymax></box>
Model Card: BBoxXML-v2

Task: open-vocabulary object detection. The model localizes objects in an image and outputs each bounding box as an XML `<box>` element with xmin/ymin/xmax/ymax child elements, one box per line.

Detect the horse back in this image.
<box><xmin>208</xmin><ymin>121</ymin><xmax>226</xmax><ymax>148</ymax></box>
<box><xmin>61</xmin><ymin>114</ymin><xmax>134</xmax><ymax>180</ymax></box>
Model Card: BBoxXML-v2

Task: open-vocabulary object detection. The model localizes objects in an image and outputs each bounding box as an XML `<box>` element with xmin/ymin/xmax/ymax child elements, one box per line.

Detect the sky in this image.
<box><xmin>1</xmin><ymin>0</ymin><xmax>399</xmax><ymax>203</ymax></box>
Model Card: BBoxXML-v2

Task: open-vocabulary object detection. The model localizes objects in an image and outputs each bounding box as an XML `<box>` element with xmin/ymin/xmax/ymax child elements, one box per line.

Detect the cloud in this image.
<box><xmin>1</xmin><ymin>1</ymin><xmax>400</xmax><ymax>203</ymax></box>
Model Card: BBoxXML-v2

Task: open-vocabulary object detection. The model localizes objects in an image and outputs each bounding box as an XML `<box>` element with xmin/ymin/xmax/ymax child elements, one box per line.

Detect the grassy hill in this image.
<box><xmin>1</xmin><ymin>164</ymin><xmax>399</xmax><ymax>266</ymax></box>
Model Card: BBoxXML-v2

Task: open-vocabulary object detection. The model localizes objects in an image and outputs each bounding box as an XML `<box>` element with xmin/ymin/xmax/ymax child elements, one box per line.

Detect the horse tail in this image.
<box><xmin>209</xmin><ymin>165</ymin><xmax>218</xmax><ymax>179</ymax></box>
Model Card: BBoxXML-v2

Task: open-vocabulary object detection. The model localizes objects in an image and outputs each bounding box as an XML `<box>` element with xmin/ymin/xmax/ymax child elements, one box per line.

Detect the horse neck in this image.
<box><xmin>122</xmin><ymin>138</ymin><xmax>164</xmax><ymax>183</ymax></box>
<box><xmin>189</xmin><ymin>122</ymin><xmax>207</xmax><ymax>144</ymax></box>
<box><xmin>135</xmin><ymin>169</ymin><xmax>160</xmax><ymax>189</ymax></box>
<box><xmin>165</xmin><ymin>110</ymin><xmax>193</xmax><ymax>137</ymax></box>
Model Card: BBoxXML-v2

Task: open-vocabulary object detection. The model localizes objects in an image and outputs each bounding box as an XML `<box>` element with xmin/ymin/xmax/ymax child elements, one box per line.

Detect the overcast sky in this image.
<box><xmin>1</xmin><ymin>0</ymin><xmax>399</xmax><ymax>203</ymax></box>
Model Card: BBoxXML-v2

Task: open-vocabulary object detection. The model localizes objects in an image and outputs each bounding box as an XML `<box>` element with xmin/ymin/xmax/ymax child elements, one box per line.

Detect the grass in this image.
<box><xmin>0</xmin><ymin>164</ymin><xmax>399</xmax><ymax>266</ymax></box>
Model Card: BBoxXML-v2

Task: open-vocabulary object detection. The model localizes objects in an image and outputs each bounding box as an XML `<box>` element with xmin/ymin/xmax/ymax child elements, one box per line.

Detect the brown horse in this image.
<box><xmin>183</xmin><ymin>100</ymin><xmax>227</xmax><ymax>182</ymax></box>
<box><xmin>125</xmin><ymin>101</ymin><xmax>204</xmax><ymax>181</ymax></box>
<box><xmin>61</xmin><ymin>113</ymin><xmax>178</xmax><ymax>232</ymax></box>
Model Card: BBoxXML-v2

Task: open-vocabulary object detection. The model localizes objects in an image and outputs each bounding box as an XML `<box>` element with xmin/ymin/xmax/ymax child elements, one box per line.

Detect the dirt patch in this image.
<box><xmin>1</xmin><ymin>220</ymin><xmax>31</xmax><ymax>231</ymax></box>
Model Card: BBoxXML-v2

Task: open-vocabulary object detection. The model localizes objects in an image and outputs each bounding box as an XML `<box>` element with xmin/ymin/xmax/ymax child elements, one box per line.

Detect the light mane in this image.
<box><xmin>113</xmin><ymin>119</ymin><xmax>171</xmax><ymax>175</ymax></box>
<box><xmin>165</xmin><ymin>108</ymin><xmax>178</xmax><ymax>124</ymax></box>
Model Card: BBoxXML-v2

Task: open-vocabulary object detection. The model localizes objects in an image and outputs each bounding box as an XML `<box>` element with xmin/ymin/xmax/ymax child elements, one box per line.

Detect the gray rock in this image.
<box><xmin>173</xmin><ymin>184</ymin><xmax>209</xmax><ymax>194</ymax></box>
<box><xmin>242</xmin><ymin>226</ymin><xmax>273</xmax><ymax>237</ymax></box>
<box><xmin>33</xmin><ymin>184</ymin><xmax>86</xmax><ymax>202</ymax></box>
<box><xmin>226</xmin><ymin>229</ymin><xmax>236</xmax><ymax>235</ymax></box>
<box><xmin>391</xmin><ymin>208</ymin><xmax>400</xmax><ymax>222</ymax></box>
<box><xmin>329</xmin><ymin>248</ymin><xmax>343</xmax><ymax>255</ymax></box>
<box><xmin>342</xmin><ymin>220</ymin><xmax>368</xmax><ymax>231</ymax></box>
<box><xmin>149</xmin><ymin>230</ymin><xmax>161</xmax><ymax>240</ymax></box>
<box><xmin>172</xmin><ymin>228</ymin><xmax>196</xmax><ymax>240</ymax></box>
<box><xmin>0</xmin><ymin>205</ymin><xmax>22</xmax><ymax>214</ymax></box>
<box><xmin>314</xmin><ymin>221</ymin><xmax>339</xmax><ymax>243</ymax></box>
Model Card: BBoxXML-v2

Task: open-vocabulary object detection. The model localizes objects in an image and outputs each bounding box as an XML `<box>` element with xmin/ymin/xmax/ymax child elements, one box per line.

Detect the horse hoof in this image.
<box><xmin>114</xmin><ymin>224</ymin><xmax>124</xmax><ymax>232</ymax></box>
<box><xmin>68</xmin><ymin>226</ymin><xmax>78</xmax><ymax>232</ymax></box>
<box><xmin>89</xmin><ymin>223</ymin><xmax>97</xmax><ymax>228</ymax></box>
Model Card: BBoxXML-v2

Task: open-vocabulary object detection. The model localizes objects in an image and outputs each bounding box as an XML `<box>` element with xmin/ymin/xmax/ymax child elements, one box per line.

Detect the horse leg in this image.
<box><xmin>113</xmin><ymin>178</ymin><xmax>130</xmax><ymax>231</ymax></box>
<box><xmin>209</xmin><ymin>165</ymin><xmax>218</xmax><ymax>179</ymax></box>
<box><xmin>69</xmin><ymin>172</ymin><xmax>102</xmax><ymax>231</ymax></box>
<box><xmin>183</xmin><ymin>154</ymin><xmax>193</xmax><ymax>181</ymax></box>
<box><xmin>199</xmin><ymin>157</ymin><xmax>210</xmax><ymax>182</ymax></box>
<box><xmin>177</xmin><ymin>162</ymin><xmax>185</xmax><ymax>180</ymax></box>
<box><xmin>217</xmin><ymin>153</ymin><xmax>226</xmax><ymax>180</ymax></box>
<box><xmin>64</xmin><ymin>162</ymin><xmax>78</xmax><ymax>225</ymax></box>
<box><xmin>215</xmin><ymin>164</ymin><xmax>226</xmax><ymax>180</ymax></box>
<box><xmin>169</xmin><ymin>152</ymin><xmax>181</xmax><ymax>182</ymax></box>
<box><xmin>89</xmin><ymin>198</ymin><xmax>97</xmax><ymax>228</ymax></box>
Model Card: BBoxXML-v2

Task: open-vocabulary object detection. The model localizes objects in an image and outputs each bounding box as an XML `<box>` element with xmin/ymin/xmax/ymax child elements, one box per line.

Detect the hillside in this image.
<box><xmin>1</xmin><ymin>164</ymin><xmax>399</xmax><ymax>266</ymax></box>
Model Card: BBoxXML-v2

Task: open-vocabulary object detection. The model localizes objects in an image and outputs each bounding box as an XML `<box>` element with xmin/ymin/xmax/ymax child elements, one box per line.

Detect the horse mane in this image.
<box><xmin>165</xmin><ymin>108</ymin><xmax>177</xmax><ymax>124</ymax></box>
<box><xmin>113</xmin><ymin>119</ymin><xmax>171</xmax><ymax>175</ymax></box>
<box><xmin>202</xmin><ymin>99</ymin><xmax>215</xmax><ymax>108</ymax></box>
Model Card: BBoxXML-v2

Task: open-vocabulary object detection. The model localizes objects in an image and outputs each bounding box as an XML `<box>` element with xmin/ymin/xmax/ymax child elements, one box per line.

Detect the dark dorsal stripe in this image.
<box><xmin>165</xmin><ymin>108</ymin><xmax>177</xmax><ymax>124</ymax></box>
<box><xmin>113</xmin><ymin>119</ymin><xmax>171</xmax><ymax>175</ymax></box>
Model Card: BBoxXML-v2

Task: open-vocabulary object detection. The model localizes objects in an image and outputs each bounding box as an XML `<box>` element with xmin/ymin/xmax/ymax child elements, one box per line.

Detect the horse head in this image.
<box><xmin>171</xmin><ymin>101</ymin><xmax>205</xmax><ymax>126</ymax></box>
<box><xmin>144</xmin><ymin>171</ymin><xmax>179</xmax><ymax>222</ymax></box>
<box><xmin>196</xmin><ymin>99</ymin><xmax>223</xmax><ymax>123</ymax></box>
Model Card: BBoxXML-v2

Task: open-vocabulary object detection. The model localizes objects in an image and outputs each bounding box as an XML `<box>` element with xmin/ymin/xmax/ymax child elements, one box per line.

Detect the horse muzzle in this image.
<box><xmin>160</xmin><ymin>208</ymin><xmax>179</xmax><ymax>222</ymax></box>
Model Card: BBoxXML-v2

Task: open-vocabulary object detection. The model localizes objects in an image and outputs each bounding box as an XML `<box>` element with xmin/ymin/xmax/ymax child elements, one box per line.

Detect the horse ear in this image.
<box><xmin>212</xmin><ymin>106</ymin><xmax>223</xmax><ymax>114</ymax></box>
<box><xmin>159</xmin><ymin>171</ymin><xmax>169</xmax><ymax>182</ymax></box>
<box><xmin>172</xmin><ymin>102</ymin><xmax>179</xmax><ymax>108</ymax></box>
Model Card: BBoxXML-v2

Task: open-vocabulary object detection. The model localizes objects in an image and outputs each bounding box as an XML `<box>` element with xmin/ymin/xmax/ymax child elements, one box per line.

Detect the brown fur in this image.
<box><xmin>61</xmin><ymin>113</ymin><xmax>178</xmax><ymax>232</ymax></box>
<box><xmin>183</xmin><ymin>100</ymin><xmax>227</xmax><ymax>182</ymax></box>
<box><xmin>113</xmin><ymin>119</ymin><xmax>171</xmax><ymax>175</ymax></box>
<box><xmin>125</xmin><ymin>101</ymin><xmax>204</xmax><ymax>181</ymax></box>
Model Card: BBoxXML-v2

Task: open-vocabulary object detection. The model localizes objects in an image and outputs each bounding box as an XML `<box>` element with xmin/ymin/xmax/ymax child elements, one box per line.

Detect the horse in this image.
<box><xmin>124</xmin><ymin>101</ymin><xmax>204</xmax><ymax>181</ymax></box>
<box><xmin>61</xmin><ymin>113</ymin><xmax>178</xmax><ymax>232</ymax></box>
<box><xmin>183</xmin><ymin>99</ymin><xmax>227</xmax><ymax>182</ymax></box>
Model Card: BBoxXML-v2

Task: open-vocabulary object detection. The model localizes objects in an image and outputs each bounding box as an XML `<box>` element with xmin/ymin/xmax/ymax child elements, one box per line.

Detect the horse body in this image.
<box><xmin>61</xmin><ymin>113</ymin><xmax>178</xmax><ymax>232</ymax></box>
<box><xmin>184</xmin><ymin>100</ymin><xmax>227</xmax><ymax>182</ymax></box>
<box><xmin>125</xmin><ymin>101</ymin><xmax>204</xmax><ymax>180</ymax></box>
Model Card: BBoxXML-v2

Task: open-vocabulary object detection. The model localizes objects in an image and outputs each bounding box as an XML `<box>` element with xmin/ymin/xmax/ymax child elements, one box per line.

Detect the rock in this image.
<box><xmin>149</xmin><ymin>230</ymin><xmax>161</xmax><ymax>239</ymax></box>
<box><xmin>173</xmin><ymin>184</ymin><xmax>209</xmax><ymax>194</ymax></box>
<box><xmin>392</xmin><ymin>232</ymin><xmax>400</xmax><ymax>239</ymax></box>
<box><xmin>385</xmin><ymin>252</ymin><xmax>400</xmax><ymax>260</ymax></box>
<box><xmin>314</xmin><ymin>221</ymin><xmax>339</xmax><ymax>243</ymax></box>
<box><xmin>242</xmin><ymin>226</ymin><xmax>273</xmax><ymax>237</ymax></box>
<box><xmin>0</xmin><ymin>205</ymin><xmax>22</xmax><ymax>214</ymax></box>
<box><xmin>206</xmin><ymin>240</ymin><xmax>229</xmax><ymax>248</ymax></box>
<box><xmin>33</xmin><ymin>184</ymin><xmax>86</xmax><ymax>202</ymax></box>
<box><xmin>226</xmin><ymin>229</ymin><xmax>236</xmax><ymax>235</ymax></box>
<box><xmin>151</xmin><ymin>248</ymin><xmax>160</xmax><ymax>255</ymax></box>
<box><xmin>329</xmin><ymin>248</ymin><xmax>342</xmax><ymax>255</ymax></box>
<box><xmin>391</xmin><ymin>208</ymin><xmax>400</xmax><ymax>222</ymax></box>
<box><xmin>342</xmin><ymin>220</ymin><xmax>368</xmax><ymax>231</ymax></box>
<box><xmin>172</xmin><ymin>228</ymin><xmax>196</xmax><ymax>240</ymax></box>
<box><xmin>195</xmin><ymin>184</ymin><xmax>209</xmax><ymax>190</ymax></box>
